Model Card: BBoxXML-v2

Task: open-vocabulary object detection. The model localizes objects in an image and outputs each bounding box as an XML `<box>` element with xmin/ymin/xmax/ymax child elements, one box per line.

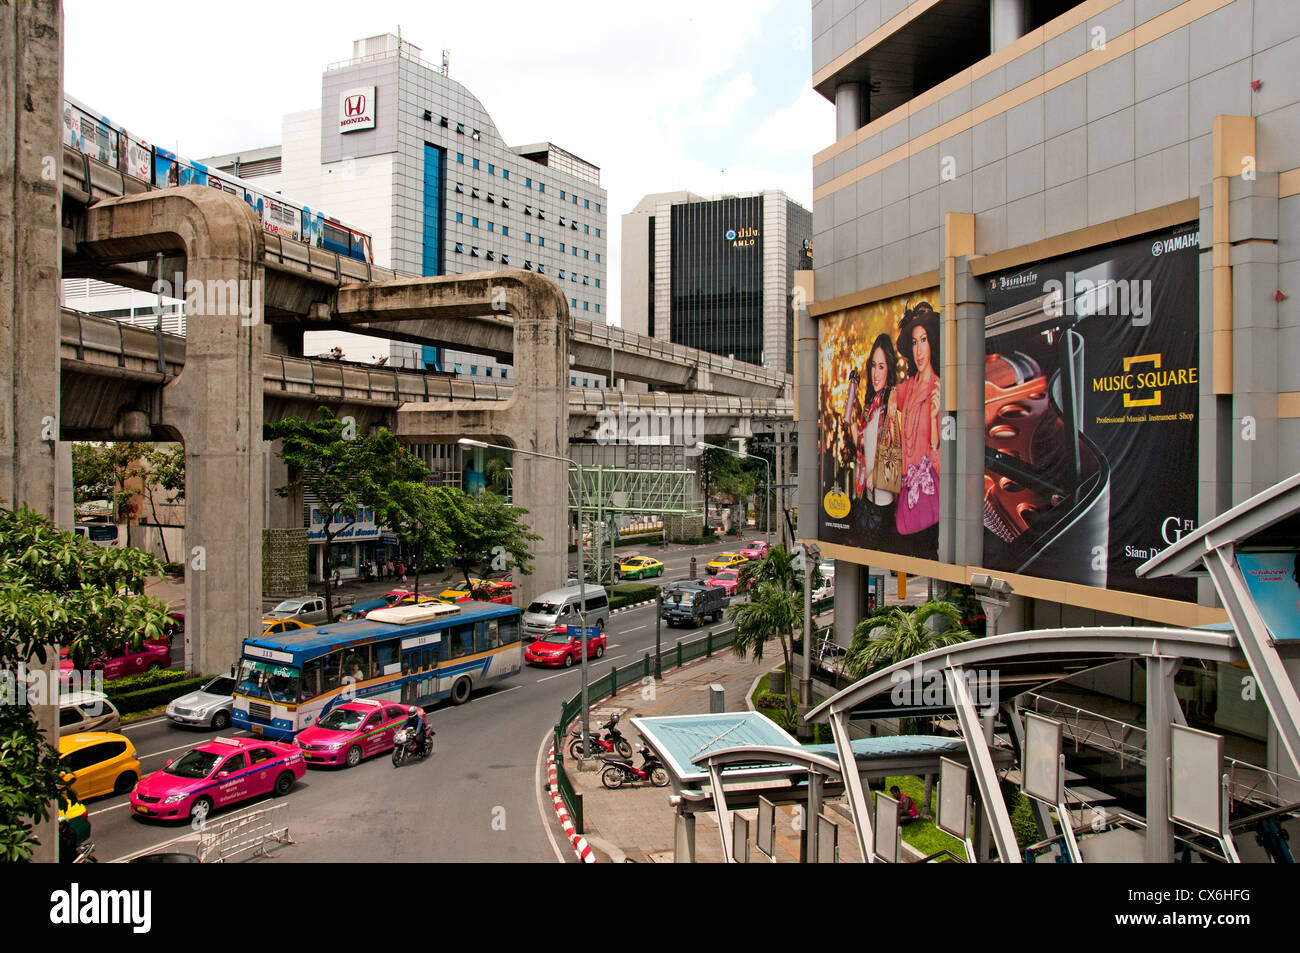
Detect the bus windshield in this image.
<box><xmin>236</xmin><ymin>659</ymin><xmax>301</xmax><ymax>703</ymax></box>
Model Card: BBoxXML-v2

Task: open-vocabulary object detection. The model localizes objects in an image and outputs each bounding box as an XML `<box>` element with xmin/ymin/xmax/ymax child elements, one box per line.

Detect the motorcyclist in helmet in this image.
<box><xmin>405</xmin><ymin>705</ymin><xmax>432</xmax><ymax>755</ymax></box>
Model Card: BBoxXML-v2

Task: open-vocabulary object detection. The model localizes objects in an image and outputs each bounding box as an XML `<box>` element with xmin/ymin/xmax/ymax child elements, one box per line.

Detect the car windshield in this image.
<box><xmin>527</xmin><ymin>601</ymin><xmax>561</xmax><ymax>615</ymax></box>
<box><xmin>538</xmin><ymin>630</ymin><xmax>578</xmax><ymax>645</ymax></box>
<box><xmin>673</xmin><ymin>592</ymin><xmax>695</xmax><ymax>605</ymax></box>
<box><xmin>202</xmin><ymin>676</ymin><xmax>235</xmax><ymax>696</ymax></box>
<box><xmin>165</xmin><ymin>749</ymin><xmax>221</xmax><ymax>779</ymax></box>
<box><xmin>235</xmin><ymin>659</ymin><xmax>301</xmax><ymax>703</ymax></box>
<box><xmin>316</xmin><ymin>708</ymin><xmax>366</xmax><ymax>731</ymax></box>
<box><xmin>718</xmin><ymin>572</ymin><xmax>736</xmax><ymax>580</ymax></box>
<box><xmin>271</xmin><ymin>600</ymin><xmax>305</xmax><ymax>613</ymax></box>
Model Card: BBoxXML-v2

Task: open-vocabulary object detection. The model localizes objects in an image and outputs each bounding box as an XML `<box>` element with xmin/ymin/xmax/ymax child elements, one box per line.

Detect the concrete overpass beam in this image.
<box><xmin>82</xmin><ymin>186</ymin><xmax>267</xmax><ymax>675</ymax></box>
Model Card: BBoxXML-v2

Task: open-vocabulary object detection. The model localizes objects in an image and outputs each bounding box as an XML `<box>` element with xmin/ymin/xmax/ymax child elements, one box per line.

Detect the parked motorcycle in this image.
<box><xmin>600</xmin><ymin>744</ymin><xmax>670</xmax><ymax>789</ymax></box>
<box><xmin>569</xmin><ymin>714</ymin><xmax>633</xmax><ymax>761</ymax></box>
<box><xmin>391</xmin><ymin>726</ymin><xmax>435</xmax><ymax>767</ymax></box>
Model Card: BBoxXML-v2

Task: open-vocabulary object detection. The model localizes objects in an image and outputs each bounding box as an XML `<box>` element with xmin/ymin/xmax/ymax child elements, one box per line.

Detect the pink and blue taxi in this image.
<box><xmin>294</xmin><ymin>699</ymin><xmax>415</xmax><ymax>768</ymax></box>
<box><xmin>129</xmin><ymin>736</ymin><xmax>305</xmax><ymax>822</ymax></box>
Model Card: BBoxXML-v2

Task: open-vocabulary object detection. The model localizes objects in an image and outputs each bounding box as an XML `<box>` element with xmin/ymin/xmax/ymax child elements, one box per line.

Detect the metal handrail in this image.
<box><xmin>1018</xmin><ymin>692</ymin><xmax>1148</xmax><ymax>768</ymax></box>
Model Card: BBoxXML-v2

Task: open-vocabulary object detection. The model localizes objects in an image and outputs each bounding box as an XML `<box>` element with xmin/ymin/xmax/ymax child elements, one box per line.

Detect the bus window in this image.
<box><xmin>375</xmin><ymin>639</ymin><xmax>399</xmax><ymax>675</ymax></box>
<box><xmin>321</xmin><ymin>651</ymin><xmax>344</xmax><ymax>692</ymax></box>
<box><xmin>475</xmin><ymin>622</ymin><xmax>490</xmax><ymax>654</ymax></box>
<box><xmin>301</xmin><ymin>659</ymin><xmax>322</xmax><ymax>699</ymax></box>
<box><xmin>422</xmin><ymin>648</ymin><xmax>432</xmax><ymax>670</ymax></box>
<box><xmin>449</xmin><ymin>625</ymin><xmax>470</xmax><ymax>658</ymax></box>
<box><xmin>487</xmin><ymin>620</ymin><xmax>500</xmax><ymax>649</ymax></box>
<box><xmin>499</xmin><ymin>617</ymin><xmax>520</xmax><ymax>645</ymax></box>
<box><xmin>343</xmin><ymin>645</ymin><xmax>372</xmax><ymax>682</ymax></box>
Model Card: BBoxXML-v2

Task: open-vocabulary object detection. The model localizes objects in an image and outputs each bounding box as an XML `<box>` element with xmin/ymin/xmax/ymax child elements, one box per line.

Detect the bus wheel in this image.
<box><xmin>451</xmin><ymin>677</ymin><xmax>472</xmax><ymax>705</ymax></box>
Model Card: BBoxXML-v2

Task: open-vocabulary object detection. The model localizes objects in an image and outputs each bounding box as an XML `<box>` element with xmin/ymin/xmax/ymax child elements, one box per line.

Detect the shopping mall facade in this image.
<box><xmin>798</xmin><ymin>0</ymin><xmax>1299</xmax><ymax>763</ymax></box>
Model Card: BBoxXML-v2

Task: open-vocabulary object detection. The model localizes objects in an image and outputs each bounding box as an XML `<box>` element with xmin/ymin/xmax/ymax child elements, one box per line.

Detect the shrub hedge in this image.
<box><xmin>104</xmin><ymin>669</ymin><xmax>213</xmax><ymax>715</ymax></box>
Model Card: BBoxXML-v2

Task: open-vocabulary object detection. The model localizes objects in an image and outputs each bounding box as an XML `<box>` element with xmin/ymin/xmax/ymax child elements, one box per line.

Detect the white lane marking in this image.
<box><xmin>89</xmin><ymin>800</ymin><xmax>133</xmax><ymax>817</ymax></box>
<box><xmin>121</xmin><ymin>715</ymin><xmax>170</xmax><ymax>731</ymax></box>
<box><xmin>535</xmin><ymin>732</ymin><xmax>567</xmax><ymax>863</ymax></box>
<box><xmin>533</xmin><ymin>654</ymin><xmax>627</xmax><ymax>683</ymax></box>
<box><xmin>622</xmin><ymin>625</ymin><xmax>647</xmax><ymax>632</ymax></box>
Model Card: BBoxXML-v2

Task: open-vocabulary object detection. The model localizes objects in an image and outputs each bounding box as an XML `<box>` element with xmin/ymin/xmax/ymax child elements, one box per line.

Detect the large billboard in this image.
<box><xmin>982</xmin><ymin>224</ymin><xmax>1200</xmax><ymax>600</ymax></box>
<box><xmin>818</xmin><ymin>290</ymin><xmax>942</xmax><ymax>559</ymax></box>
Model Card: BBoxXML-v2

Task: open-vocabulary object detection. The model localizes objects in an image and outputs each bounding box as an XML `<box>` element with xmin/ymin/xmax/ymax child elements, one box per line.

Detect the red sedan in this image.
<box><xmin>60</xmin><ymin>639</ymin><xmax>171</xmax><ymax>683</ymax></box>
<box><xmin>524</xmin><ymin>628</ymin><xmax>606</xmax><ymax>667</ymax></box>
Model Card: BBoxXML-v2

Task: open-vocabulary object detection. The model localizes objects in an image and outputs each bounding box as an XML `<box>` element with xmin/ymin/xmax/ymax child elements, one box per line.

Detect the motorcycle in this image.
<box><xmin>569</xmin><ymin>713</ymin><xmax>633</xmax><ymax>761</ymax></box>
<box><xmin>600</xmin><ymin>743</ymin><xmax>670</xmax><ymax>790</ymax></box>
<box><xmin>391</xmin><ymin>725</ymin><xmax>435</xmax><ymax>767</ymax></box>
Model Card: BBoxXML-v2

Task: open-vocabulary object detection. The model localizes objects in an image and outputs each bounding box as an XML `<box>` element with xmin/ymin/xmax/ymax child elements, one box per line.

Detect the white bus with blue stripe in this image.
<box><xmin>231</xmin><ymin>601</ymin><xmax>522</xmax><ymax>741</ymax></box>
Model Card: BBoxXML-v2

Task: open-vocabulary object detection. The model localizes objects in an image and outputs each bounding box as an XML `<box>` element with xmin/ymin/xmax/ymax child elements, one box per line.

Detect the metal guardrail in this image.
<box><xmin>1018</xmin><ymin>692</ymin><xmax>1148</xmax><ymax>769</ymax></box>
<box><xmin>196</xmin><ymin>803</ymin><xmax>294</xmax><ymax>862</ymax></box>
<box><xmin>551</xmin><ymin>624</ymin><xmax>737</xmax><ymax>831</ymax></box>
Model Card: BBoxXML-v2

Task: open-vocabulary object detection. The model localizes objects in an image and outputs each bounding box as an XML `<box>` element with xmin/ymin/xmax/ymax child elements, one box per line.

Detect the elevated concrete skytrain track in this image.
<box><xmin>50</xmin><ymin>140</ymin><xmax>794</xmax><ymax>675</ymax></box>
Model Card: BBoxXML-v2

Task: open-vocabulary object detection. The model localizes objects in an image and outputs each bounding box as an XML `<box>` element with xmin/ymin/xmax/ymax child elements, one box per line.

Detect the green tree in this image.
<box><xmin>380</xmin><ymin>481</ymin><xmax>451</xmax><ymax>597</ymax></box>
<box><xmin>844</xmin><ymin>601</ymin><xmax>974</xmax><ymax>680</ymax></box>
<box><xmin>0</xmin><ymin>506</ymin><xmax>171</xmax><ymax>861</ymax></box>
<box><xmin>728</xmin><ymin>581</ymin><xmax>801</xmax><ymax>712</ymax></box>
<box><xmin>265</xmin><ymin>408</ymin><xmax>428</xmax><ymax>621</ymax></box>
<box><xmin>70</xmin><ymin>443</ymin><xmax>113</xmax><ymax>507</ymax></box>
<box><xmin>130</xmin><ymin>444</ymin><xmax>185</xmax><ymax>564</ymax></box>
<box><xmin>436</xmin><ymin>488</ymin><xmax>541</xmax><ymax>586</ymax></box>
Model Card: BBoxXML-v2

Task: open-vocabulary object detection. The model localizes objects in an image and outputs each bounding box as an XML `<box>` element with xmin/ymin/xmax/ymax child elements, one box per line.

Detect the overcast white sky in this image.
<box><xmin>63</xmin><ymin>0</ymin><xmax>834</xmax><ymax>325</ymax></box>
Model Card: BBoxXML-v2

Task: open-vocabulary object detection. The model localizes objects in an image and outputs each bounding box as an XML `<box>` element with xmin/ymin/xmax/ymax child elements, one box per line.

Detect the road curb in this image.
<box><xmin>547</xmin><ymin>744</ymin><xmax>596</xmax><ymax>863</ymax></box>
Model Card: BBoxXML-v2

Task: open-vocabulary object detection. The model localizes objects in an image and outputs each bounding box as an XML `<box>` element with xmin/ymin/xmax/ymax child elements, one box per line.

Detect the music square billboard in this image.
<box><xmin>818</xmin><ymin>289</ymin><xmax>942</xmax><ymax>560</ymax></box>
<box><xmin>982</xmin><ymin>223</ymin><xmax>1200</xmax><ymax>600</ymax></box>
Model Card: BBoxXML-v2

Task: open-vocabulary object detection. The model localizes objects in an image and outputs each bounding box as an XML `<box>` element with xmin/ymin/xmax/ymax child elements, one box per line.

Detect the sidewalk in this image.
<box><xmin>564</xmin><ymin>647</ymin><xmax>865</xmax><ymax>863</ymax></box>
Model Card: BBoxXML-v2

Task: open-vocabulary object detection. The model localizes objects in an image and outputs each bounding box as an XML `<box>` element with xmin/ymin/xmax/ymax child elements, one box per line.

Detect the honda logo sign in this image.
<box><xmin>339</xmin><ymin>86</ymin><xmax>376</xmax><ymax>132</ymax></box>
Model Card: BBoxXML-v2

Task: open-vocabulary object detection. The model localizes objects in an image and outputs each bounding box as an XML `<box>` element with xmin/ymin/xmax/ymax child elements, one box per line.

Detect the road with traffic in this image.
<box><xmin>83</xmin><ymin>537</ymin><xmax>763</xmax><ymax>862</ymax></box>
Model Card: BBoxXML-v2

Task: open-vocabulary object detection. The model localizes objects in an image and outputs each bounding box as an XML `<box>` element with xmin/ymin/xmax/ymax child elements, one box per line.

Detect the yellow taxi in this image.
<box><xmin>619</xmin><ymin>556</ymin><xmax>664</xmax><ymax>580</ymax></box>
<box><xmin>262</xmin><ymin>618</ymin><xmax>315</xmax><ymax>636</ymax></box>
<box><xmin>59</xmin><ymin>731</ymin><xmax>141</xmax><ymax>800</ymax></box>
<box><xmin>434</xmin><ymin>579</ymin><xmax>484</xmax><ymax>603</ymax></box>
<box><xmin>706</xmin><ymin>553</ymin><xmax>749</xmax><ymax>575</ymax></box>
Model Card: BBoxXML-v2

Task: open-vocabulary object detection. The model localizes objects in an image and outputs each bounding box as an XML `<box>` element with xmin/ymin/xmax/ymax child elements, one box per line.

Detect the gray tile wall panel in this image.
<box><xmin>972</xmin><ymin>114</ymin><xmax>1007</xmax><ymax>168</ymax></box>
<box><xmin>1044</xmin><ymin>76</ymin><xmax>1087</xmax><ymax>138</ymax></box>
<box><xmin>1134</xmin><ymin>143</ymin><xmax>1190</xmax><ymax>211</ymax></box>
<box><xmin>1087</xmin><ymin>57</ymin><xmax>1135</xmax><ymax>121</ymax></box>
<box><xmin>1254</xmin><ymin>0</ymin><xmax>1300</xmax><ymax>49</ymax></box>
<box><xmin>1259</xmin><ymin>103</ymin><xmax>1300</xmax><ymax>171</ymax></box>
<box><xmin>1135</xmin><ymin>85</ymin><xmax>1188</xmax><ymax>157</ymax></box>
<box><xmin>909</xmin><ymin>145</ymin><xmax>940</xmax><ymax>193</ymax></box>
<box><xmin>1189</xmin><ymin>3</ymin><xmax>1254</xmax><ymax>79</ymax></box>
<box><xmin>1088</xmin><ymin>107</ymin><xmax>1135</xmax><ymax>172</ymax></box>
<box><xmin>1006</xmin><ymin>192</ymin><xmax>1046</xmax><ymax>248</ymax></box>
<box><xmin>973</xmin><ymin>159</ymin><xmax>1006</xmax><ymax>212</ymax></box>
<box><xmin>1045</xmin><ymin>126</ymin><xmax>1089</xmax><ymax>187</ymax></box>
<box><xmin>1007</xmin><ymin>144</ymin><xmax>1045</xmax><ymax>202</ymax></box>
<box><xmin>881</xmin><ymin>239</ymin><xmax>910</xmax><ymax>283</ymax></box>
<box><xmin>1188</xmin><ymin>60</ymin><xmax>1253</xmax><ymax>134</ymax></box>
<box><xmin>1134</xmin><ymin>25</ymin><xmax>1189</xmax><ymax>100</ymax></box>
<box><xmin>1044</xmin><ymin>24</ymin><xmax>1086</xmax><ymax>70</ymax></box>
<box><xmin>1135</xmin><ymin>0</ymin><xmax>1185</xmax><ymax>24</ymax></box>
<box><xmin>857</xmin><ymin>173</ymin><xmax>884</xmax><ymax>214</ymax></box>
<box><xmin>881</xmin><ymin>197</ymin><xmax>909</xmax><ymax>244</ymax></box>
<box><xmin>1087</xmin><ymin>163</ymin><xmax>1135</xmax><ymax>225</ymax></box>
<box><xmin>1006</xmin><ymin>98</ymin><xmax>1044</xmax><ymax>154</ymax></box>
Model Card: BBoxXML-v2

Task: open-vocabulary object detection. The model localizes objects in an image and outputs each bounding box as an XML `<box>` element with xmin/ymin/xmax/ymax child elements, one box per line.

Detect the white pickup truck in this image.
<box><xmin>263</xmin><ymin>595</ymin><xmax>332</xmax><ymax>625</ymax></box>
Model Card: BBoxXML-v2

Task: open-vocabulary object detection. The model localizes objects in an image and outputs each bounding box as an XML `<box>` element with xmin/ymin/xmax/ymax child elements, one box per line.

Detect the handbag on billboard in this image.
<box><xmin>873</xmin><ymin>411</ymin><xmax>903</xmax><ymax>495</ymax></box>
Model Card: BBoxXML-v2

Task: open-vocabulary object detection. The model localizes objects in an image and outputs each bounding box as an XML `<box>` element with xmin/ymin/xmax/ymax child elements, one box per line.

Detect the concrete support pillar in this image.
<box><xmin>990</xmin><ymin>0</ymin><xmax>1030</xmax><ymax>53</ymax></box>
<box><xmin>1145</xmin><ymin>656</ymin><xmax>1178</xmax><ymax>863</ymax></box>
<box><xmin>835</xmin><ymin>82</ymin><xmax>867</xmax><ymax>141</ymax></box>
<box><xmin>56</xmin><ymin>441</ymin><xmax>74</xmax><ymax>529</ymax></box>
<box><xmin>834</xmin><ymin>561</ymin><xmax>865</xmax><ymax>650</ymax></box>
<box><xmin>948</xmin><ymin>249</ymin><xmax>985</xmax><ymax>569</ymax></box>
<box><xmin>796</xmin><ymin>288</ymin><xmax>818</xmax><ymax>541</ymax></box>
<box><xmin>83</xmin><ymin>187</ymin><xmax>267</xmax><ymax>676</ymax></box>
<box><xmin>1</xmin><ymin>0</ymin><xmax>64</xmax><ymax>864</ymax></box>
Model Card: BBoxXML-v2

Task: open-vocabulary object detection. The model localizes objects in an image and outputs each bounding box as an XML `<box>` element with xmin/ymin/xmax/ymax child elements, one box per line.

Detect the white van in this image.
<box><xmin>523</xmin><ymin>585</ymin><xmax>610</xmax><ymax>641</ymax></box>
<box><xmin>59</xmin><ymin>691</ymin><xmax>121</xmax><ymax>737</ymax></box>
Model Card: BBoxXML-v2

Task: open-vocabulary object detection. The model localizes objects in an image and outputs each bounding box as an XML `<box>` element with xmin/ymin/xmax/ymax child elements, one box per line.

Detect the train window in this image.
<box><xmin>456</xmin><ymin>122</ymin><xmax>465</xmax><ymax>134</ymax></box>
<box><xmin>322</xmin><ymin>222</ymin><xmax>350</xmax><ymax>248</ymax></box>
<box><xmin>440</xmin><ymin>116</ymin><xmax>449</xmax><ymax>128</ymax></box>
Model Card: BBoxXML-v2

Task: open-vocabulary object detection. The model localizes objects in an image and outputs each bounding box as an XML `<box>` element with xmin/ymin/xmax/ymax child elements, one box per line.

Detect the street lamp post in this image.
<box><xmin>459</xmin><ymin>438</ymin><xmax>593</xmax><ymax>762</ymax></box>
<box><xmin>697</xmin><ymin>442</ymin><xmax>771</xmax><ymax>550</ymax></box>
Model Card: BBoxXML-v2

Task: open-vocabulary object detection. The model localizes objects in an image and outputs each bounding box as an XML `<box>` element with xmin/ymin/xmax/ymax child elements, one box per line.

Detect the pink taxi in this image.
<box><xmin>129</xmin><ymin>736</ymin><xmax>304</xmax><ymax>823</ymax></box>
<box><xmin>294</xmin><ymin>699</ymin><xmax>415</xmax><ymax>768</ymax></box>
<box><xmin>60</xmin><ymin>638</ymin><xmax>171</xmax><ymax>684</ymax></box>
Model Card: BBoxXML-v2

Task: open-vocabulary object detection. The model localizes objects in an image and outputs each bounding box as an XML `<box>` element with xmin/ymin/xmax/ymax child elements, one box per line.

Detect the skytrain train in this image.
<box><xmin>63</xmin><ymin>95</ymin><xmax>373</xmax><ymax>264</ymax></box>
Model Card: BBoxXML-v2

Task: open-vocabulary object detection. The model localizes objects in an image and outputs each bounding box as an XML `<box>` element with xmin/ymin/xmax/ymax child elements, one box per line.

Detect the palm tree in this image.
<box><xmin>736</xmin><ymin>543</ymin><xmax>800</xmax><ymax>594</ymax></box>
<box><xmin>845</xmin><ymin>600</ymin><xmax>973</xmax><ymax>679</ymax></box>
<box><xmin>729</xmin><ymin>581</ymin><xmax>801</xmax><ymax>711</ymax></box>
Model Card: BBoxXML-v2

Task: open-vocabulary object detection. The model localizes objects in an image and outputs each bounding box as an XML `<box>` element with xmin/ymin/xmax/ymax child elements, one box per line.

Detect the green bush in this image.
<box><xmin>609</xmin><ymin>583</ymin><xmax>658</xmax><ymax>611</ymax></box>
<box><xmin>163</xmin><ymin>562</ymin><xmax>184</xmax><ymax>576</ymax></box>
<box><xmin>103</xmin><ymin>667</ymin><xmax>190</xmax><ymax>698</ymax></box>
<box><xmin>109</xmin><ymin>674</ymin><xmax>211</xmax><ymax>715</ymax></box>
